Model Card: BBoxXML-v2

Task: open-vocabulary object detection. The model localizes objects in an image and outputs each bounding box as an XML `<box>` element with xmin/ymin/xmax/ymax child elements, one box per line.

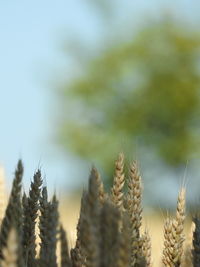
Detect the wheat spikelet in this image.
<box><xmin>0</xmin><ymin>166</ymin><xmax>6</xmax><ymax>224</ymax></box>
<box><xmin>60</xmin><ymin>224</ymin><xmax>71</xmax><ymax>267</ymax></box>
<box><xmin>111</xmin><ymin>153</ymin><xmax>125</xmax><ymax>210</ymax></box>
<box><xmin>23</xmin><ymin>169</ymin><xmax>42</xmax><ymax>266</ymax></box>
<box><xmin>0</xmin><ymin>160</ymin><xmax>23</xmax><ymax>258</ymax></box>
<box><xmin>1</xmin><ymin>228</ymin><xmax>18</xmax><ymax>267</ymax></box>
<box><xmin>162</xmin><ymin>188</ymin><xmax>186</xmax><ymax>266</ymax></box>
<box><xmin>127</xmin><ymin>160</ymin><xmax>143</xmax><ymax>266</ymax></box>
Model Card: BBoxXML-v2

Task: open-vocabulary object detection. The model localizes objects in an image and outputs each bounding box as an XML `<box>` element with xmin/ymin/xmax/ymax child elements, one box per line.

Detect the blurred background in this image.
<box><xmin>1</xmin><ymin>0</ymin><xmax>200</xmax><ymax>211</ymax></box>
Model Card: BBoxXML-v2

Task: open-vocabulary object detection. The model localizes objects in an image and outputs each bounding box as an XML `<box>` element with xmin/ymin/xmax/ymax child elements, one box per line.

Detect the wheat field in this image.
<box><xmin>60</xmin><ymin>197</ymin><xmax>192</xmax><ymax>267</ymax></box>
<box><xmin>0</xmin><ymin>155</ymin><xmax>198</xmax><ymax>266</ymax></box>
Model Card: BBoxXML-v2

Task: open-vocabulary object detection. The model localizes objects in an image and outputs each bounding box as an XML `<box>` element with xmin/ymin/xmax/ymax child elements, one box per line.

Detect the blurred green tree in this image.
<box><xmin>56</xmin><ymin>18</ymin><xmax>200</xmax><ymax>175</ymax></box>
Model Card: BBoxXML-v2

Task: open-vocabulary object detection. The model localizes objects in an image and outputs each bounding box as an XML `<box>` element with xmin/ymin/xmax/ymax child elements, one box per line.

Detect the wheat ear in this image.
<box><xmin>87</xmin><ymin>167</ymin><xmax>101</xmax><ymax>218</ymax></box>
<box><xmin>99</xmin><ymin>200</ymin><xmax>120</xmax><ymax>267</ymax></box>
<box><xmin>79</xmin><ymin>200</ymin><xmax>98</xmax><ymax>267</ymax></box>
<box><xmin>111</xmin><ymin>153</ymin><xmax>125</xmax><ymax>210</ymax></box>
<box><xmin>162</xmin><ymin>218</ymin><xmax>174</xmax><ymax>266</ymax></box>
<box><xmin>142</xmin><ymin>229</ymin><xmax>152</xmax><ymax>267</ymax></box>
<box><xmin>127</xmin><ymin>161</ymin><xmax>143</xmax><ymax>266</ymax></box>
<box><xmin>60</xmin><ymin>224</ymin><xmax>71</xmax><ymax>267</ymax></box>
<box><xmin>117</xmin><ymin>211</ymin><xmax>131</xmax><ymax>267</ymax></box>
<box><xmin>92</xmin><ymin>167</ymin><xmax>105</xmax><ymax>204</ymax></box>
<box><xmin>39</xmin><ymin>187</ymin><xmax>49</xmax><ymax>266</ymax></box>
<box><xmin>48</xmin><ymin>195</ymin><xmax>59</xmax><ymax>266</ymax></box>
<box><xmin>39</xmin><ymin>193</ymin><xmax>59</xmax><ymax>266</ymax></box>
<box><xmin>22</xmin><ymin>169</ymin><xmax>42</xmax><ymax>266</ymax></box>
<box><xmin>0</xmin><ymin>160</ymin><xmax>23</xmax><ymax>258</ymax></box>
<box><xmin>79</xmin><ymin>168</ymin><xmax>101</xmax><ymax>267</ymax></box>
<box><xmin>162</xmin><ymin>188</ymin><xmax>186</xmax><ymax>266</ymax></box>
<box><xmin>73</xmin><ymin>191</ymin><xmax>87</xmax><ymax>267</ymax></box>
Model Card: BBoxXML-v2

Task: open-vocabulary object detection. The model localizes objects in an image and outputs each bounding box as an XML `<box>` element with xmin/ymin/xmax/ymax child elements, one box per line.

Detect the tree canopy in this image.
<box><xmin>56</xmin><ymin>19</ymin><xmax>200</xmax><ymax>175</ymax></box>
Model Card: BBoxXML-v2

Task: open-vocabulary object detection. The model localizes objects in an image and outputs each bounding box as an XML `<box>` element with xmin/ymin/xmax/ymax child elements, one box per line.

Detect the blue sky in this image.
<box><xmin>0</xmin><ymin>0</ymin><xmax>107</xmax><ymax>192</ymax></box>
<box><xmin>0</xmin><ymin>0</ymin><xmax>199</xmax><ymax>194</ymax></box>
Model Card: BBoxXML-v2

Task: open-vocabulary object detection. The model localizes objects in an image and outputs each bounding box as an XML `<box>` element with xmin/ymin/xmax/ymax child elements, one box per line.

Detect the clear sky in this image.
<box><xmin>0</xmin><ymin>0</ymin><xmax>199</xmax><ymax>194</ymax></box>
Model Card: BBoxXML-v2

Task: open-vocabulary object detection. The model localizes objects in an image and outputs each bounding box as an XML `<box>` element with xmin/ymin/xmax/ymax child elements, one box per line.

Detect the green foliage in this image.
<box><xmin>57</xmin><ymin>18</ymin><xmax>200</xmax><ymax>174</ymax></box>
